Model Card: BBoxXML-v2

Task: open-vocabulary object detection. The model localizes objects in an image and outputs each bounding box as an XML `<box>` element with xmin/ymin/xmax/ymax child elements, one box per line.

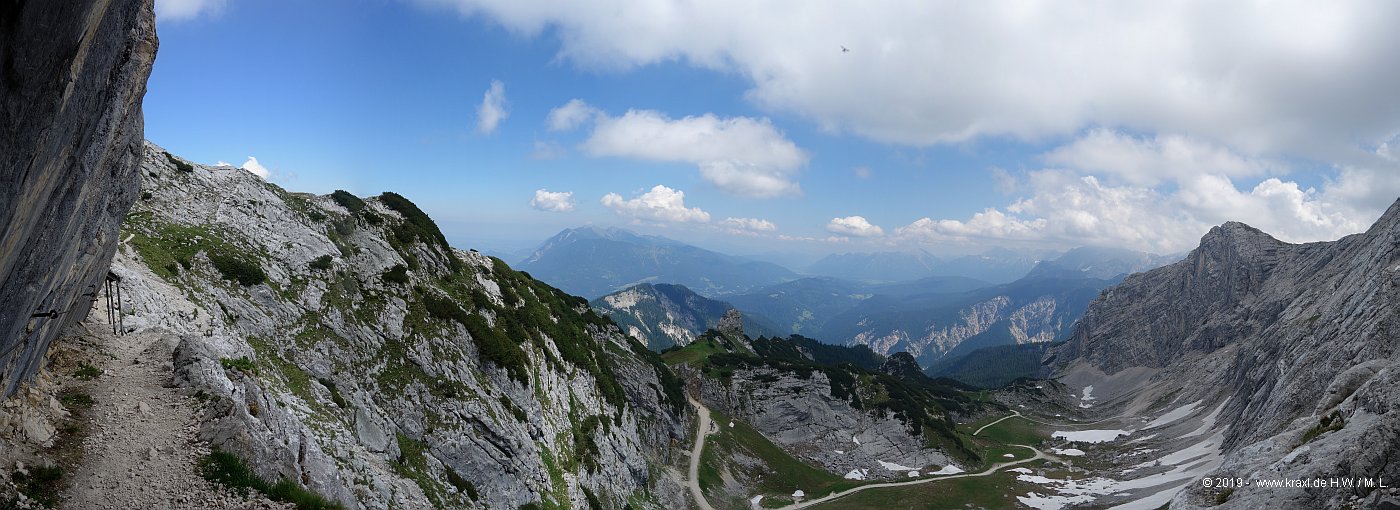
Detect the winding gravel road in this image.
<box><xmin>686</xmin><ymin>395</ymin><xmax>717</xmax><ymax>510</ymax></box>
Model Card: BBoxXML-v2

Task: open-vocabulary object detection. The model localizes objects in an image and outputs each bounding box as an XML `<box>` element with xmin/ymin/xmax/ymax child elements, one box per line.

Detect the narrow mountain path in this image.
<box><xmin>686</xmin><ymin>395</ymin><xmax>717</xmax><ymax>510</ymax></box>
<box><xmin>60</xmin><ymin>313</ymin><xmax>285</xmax><ymax>509</ymax></box>
<box><xmin>776</xmin><ymin>445</ymin><xmax>1047</xmax><ymax>510</ymax></box>
<box><xmin>973</xmin><ymin>410</ymin><xmax>1023</xmax><ymax>436</ymax></box>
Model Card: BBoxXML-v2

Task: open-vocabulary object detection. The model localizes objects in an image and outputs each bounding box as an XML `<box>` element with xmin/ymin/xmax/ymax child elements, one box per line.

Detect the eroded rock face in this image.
<box><xmin>1049</xmin><ymin>201</ymin><xmax>1400</xmax><ymax>509</ymax></box>
<box><xmin>695</xmin><ymin>366</ymin><xmax>954</xmax><ymax>480</ymax></box>
<box><xmin>0</xmin><ymin>1</ymin><xmax>158</xmax><ymax>397</ymax></box>
<box><xmin>112</xmin><ymin>146</ymin><xmax>691</xmax><ymax>509</ymax></box>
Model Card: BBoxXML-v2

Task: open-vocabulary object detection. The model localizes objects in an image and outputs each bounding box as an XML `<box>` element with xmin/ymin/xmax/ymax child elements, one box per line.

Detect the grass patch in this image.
<box><xmin>163</xmin><ymin>151</ymin><xmax>194</xmax><ymax>173</ymax></box>
<box><xmin>308</xmin><ymin>255</ymin><xmax>333</xmax><ymax>271</ymax></box>
<box><xmin>210</xmin><ymin>253</ymin><xmax>267</xmax><ymax>286</ymax></box>
<box><xmin>11</xmin><ymin>465</ymin><xmax>64</xmax><ymax>507</ymax></box>
<box><xmin>701</xmin><ymin>411</ymin><xmax>860</xmax><ymax>505</ymax></box>
<box><xmin>58</xmin><ymin>390</ymin><xmax>95</xmax><ymax>409</ymax></box>
<box><xmin>73</xmin><ymin>363</ymin><xmax>101</xmax><ymax>381</ymax></box>
<box><xmin>220</xmin><ymin>356</ymin><xmax>257</xmax><ymax>374</ymax></box>
<box><xmin>382</xmin><ymin>264</ymin><xmax>410</xmax><ymax>285</ymax></box>
<box><xmin>199</xmin><ymin>449</ymin><xmax>344</xmax><ymax>510</ymax></box>
<box><xmin>806</xmin><ymin>469</ymin><xmax>1035</xmax><ymax>509</ymax></box>
<box><xmin>1298</xmin><ymin>410</ymin><xmax>1344</xmax><ymax>446</ymax></box>
<box><xmin>330</xmin><ymin>190</ymin><xmax>365</xmax><ymax>213</ymax></box>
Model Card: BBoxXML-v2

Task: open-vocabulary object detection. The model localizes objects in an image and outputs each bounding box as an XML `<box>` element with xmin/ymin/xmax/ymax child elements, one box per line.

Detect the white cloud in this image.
<box><xmin>156</xmin><ymin>0</ymin><xmax>225</xmax><ymax>22</ymax></box>
<box><xmin>240</xmin><ymin>157</ymin><xmax>269</xmax><ymax>179</ymax></box>
<box><xmin>1042</xmin><ymin>129</ymin><xmax>1277</xmax><ymax>186</ymax></box>
<box><xmin>897</xmin><ymin>167</ymin><xmax>1382</xmax><ymax>253</ymax></box>
<box><xmin>720</xmin><ymin>217</ymin><xmax>776</xmax><ymax>236</ymax></box>
<box><xmin>557</xmin><ymin>100</ymin><xmax>807</xmax><ymax>198</ymax></box>
<box><xmin>546</xmin><ymin>99</ymin><xmax>601</xmax><ymax>131</ymax></box>
<box><xmin>528</xmin><ymin>140</ymin><xmax>567</xmax><ymax>160</ymax></box>
<box><xmin>476</xmin><ymin>80</ymin><xmax>508</xmax><ymax>134</ymax></box>
<box><xmin>419</xmin><ymin>1</ymin><xmax>1400</xmax><ymax>159</ymax></box>
<box><xmin>853</xmin><ymin>166</ymin><xmax>872</xmax><ymax>179</ymax></box>
<box><xmin>826</xmin><ymin>216</ymin><xmax>884</xmax><ymax>238</ymax></box>
<box><xmin>215</xmin><ymin>160</ymin><xmax>234</xmax><ymax>167</ymax></box>
<box><xmin>601</xmin><ymin>185</ymin><xmax>710</xmax><ymax>223</ymax></box>
<box><xmin>529</xmin><ymin>189</ymin><xmax>575</xmax><ymax>212</ymax></box>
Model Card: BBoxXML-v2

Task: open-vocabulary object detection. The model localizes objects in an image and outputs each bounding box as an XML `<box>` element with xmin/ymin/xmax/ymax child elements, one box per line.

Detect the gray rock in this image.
<box><xmin>1051</xmin><ymin>200</ymin><xmax>1400</xmax><ymax>509</ymax></box>
<box><xmin>0</xmin><ymin>0</ymin><xmax>158</xmax><ymax>397</ymax></box>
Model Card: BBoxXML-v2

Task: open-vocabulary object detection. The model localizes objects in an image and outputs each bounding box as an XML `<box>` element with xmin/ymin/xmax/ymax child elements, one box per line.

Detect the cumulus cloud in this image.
<box><xmin>419</xmin><ymin>1</ymin><xmax>1400</xmax><ymax>159</ymax></box>
<box><xmin>1042</xmin><ymin>129</ymin><xmax>1277</xmax><ymax>186</ymax></box>
<box><xmin>476</xmin><ymin>80</ymin><xmax>508</xmax><ymax>134</ymax></box>
<box><xmin>553</xmin><ymin>100</ymin><xmax>807</xmax><ymax>198</ymax></box>
<box><xmin>156</xmin><ymin>0</ymin><xmax>225</xmax><ymax>21</ymax></box>
<box><xmin>826</xmin><ymin>216</ymin><xmax>883</xmax><ymax>238</ymax></box>
<box><xmin>240</xmin><ymin>157</ymin><xmax>269</xmax><ymax>179</ymax></box>
<box><xmin>601</xmin><ymin>185</ymin><xmax>710</xmax><ymax>223</ymax></box>
<box><xmin>897</xmin><ymin>168</ymin><xmax>1379</xmax><ymax>253</ymax></box>
<box><xmin>547</xmin><ymin>99</ymin><xmax>601</xmax><ymax>131</ymax></box>
<box><xmin>529</xmin><ymin>189</ymin><xmax>575</xmax><ymax>212</ymax></box>
<box><xmin>720</xmin><ymin>217</ymin><xmax>776</xmax><ymax>236</ymax></box>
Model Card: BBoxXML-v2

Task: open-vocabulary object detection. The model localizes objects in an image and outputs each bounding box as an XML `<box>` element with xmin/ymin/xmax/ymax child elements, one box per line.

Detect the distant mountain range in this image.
<box><xmin>804</xmin><ymin>247</ymin><xmax>1056</xmax><ymax>284</ymax></box>
<box><xmin>516</xmin><ymin>226</ymin><xmax>797</xmax><ymax>298</ymax></box>
<box><xmin>589</xmin><ymin>283</ymin><xmax>782</xmax><ymax>350</ymax></box>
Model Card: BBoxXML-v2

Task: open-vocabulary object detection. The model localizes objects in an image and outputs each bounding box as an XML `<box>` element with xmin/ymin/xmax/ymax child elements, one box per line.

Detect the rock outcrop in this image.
<box><xmin>1048</xmin><ymin>200</ymin><xmax>1400</xmax><ymax>509</ymax></box>
<box><xmin>0</xmin><ymin>1</ymin><xmax>158</xmax><ymax>397</ymax></box>
<box><xmin>109</xmin><ymin>145</ymin><xmax>692</xmax><ymax>509</ymax></box>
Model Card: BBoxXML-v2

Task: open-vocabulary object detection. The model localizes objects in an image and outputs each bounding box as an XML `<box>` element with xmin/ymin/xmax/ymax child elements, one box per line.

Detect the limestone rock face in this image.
<box><xmin>1049</xmin><ymin>200</ymin><xmax>1400</xmax><ymax>509</ymax></box>
<box><xmin>695</xmin><ymin>366</ymin><xmax>955</xmax><ymax>481</ymax></box>
<box><xmin>0</xmin><ymin>1</ymin><xmax>158</xmax><ymax>397</ymax></box>
<box><xmin>112</xmin><ymin>146</ymin><xmax>692</xmax><ymax>509</ymax></box>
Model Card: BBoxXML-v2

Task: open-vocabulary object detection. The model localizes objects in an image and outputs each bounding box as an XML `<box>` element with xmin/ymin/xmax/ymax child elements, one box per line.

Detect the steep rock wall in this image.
<box><xmin>0</xmin><ymin>0</ymin><xmax>158</xmax><ymax>396</ymax></box>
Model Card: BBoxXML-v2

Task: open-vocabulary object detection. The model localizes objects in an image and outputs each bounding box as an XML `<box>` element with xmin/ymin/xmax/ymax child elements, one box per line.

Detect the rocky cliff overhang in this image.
<box><xmin>0</xmin><ymin>1</ymin><xmax>158</xmax><ymax>397</ymax></box>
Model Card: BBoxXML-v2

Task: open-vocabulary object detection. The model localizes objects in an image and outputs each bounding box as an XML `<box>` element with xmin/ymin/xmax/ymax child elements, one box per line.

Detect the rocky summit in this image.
<box><xmin>1049</xmin><ymin>200</ymin><xmax>1400</xmax><ymax>509</ymax></box>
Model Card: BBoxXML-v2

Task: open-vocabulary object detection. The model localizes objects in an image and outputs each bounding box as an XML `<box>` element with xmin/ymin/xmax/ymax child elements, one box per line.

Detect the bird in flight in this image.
<box><xmin>841</xmin><ymin>46</ymin><xmax>850</xmax><ymax>52</ymax></box>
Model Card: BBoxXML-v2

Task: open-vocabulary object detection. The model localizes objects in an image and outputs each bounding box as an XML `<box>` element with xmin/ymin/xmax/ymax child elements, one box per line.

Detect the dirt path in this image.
<box><xmin>59</xmin><ymin>318</ymin><xmax>283</xmax><ymax>509</ymax></box>
<box><xmin>776</xmin><ymin>445</ymin><xmax>1047</xmax><ymax>510</ymax></box>
<box><xmin>685</xmin><ymin>395</ymin><xmax>717</xmax><ymax>510</ymax></box>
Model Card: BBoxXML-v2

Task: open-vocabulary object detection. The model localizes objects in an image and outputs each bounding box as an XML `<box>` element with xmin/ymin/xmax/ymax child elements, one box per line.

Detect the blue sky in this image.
<box><xmin>147</xmin><ymin>0</ymin><xmax>1400</xmax><ymax>260</ymax></box>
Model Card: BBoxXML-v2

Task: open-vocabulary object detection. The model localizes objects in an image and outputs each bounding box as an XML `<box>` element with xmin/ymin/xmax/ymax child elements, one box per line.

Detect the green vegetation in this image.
<box><xmin>924</xmin><ymin>342</ymin><xmax>1056</xmax><ymax>388</ymax></box>
<box><xmin>391</xmin><ymin>433</ymin><xmax>453</xmax><ymax>507</ymax></box>
<box><xmin>317</xmin><ymin>378</ymin><xmax>348</xmax><ymax>409</ymax></box>
<box><xmin>330</xmin><ymin>190</ymin><xmax>365</xmax><ymax>213</ymax></box>
<box><xmin>123</xmin><ymin>217</ymin><xmax>265</xmax><ymax>285</ymax></box>
<box><xmin>697</xmin><ymin>337</ymin><xmax>978</xmax><ymax>461</ymax></box>
<box><xmin>220</xmin><ymin>356</ymin><xmax>257</xmax><ymax>374</ymax></box>
<box><xmin>1215</xmin><ymin>487</ymin><xmax>1234</xmax><ymax>505</ymax></box>
<box><xmin>199</xmin><ymin>449</ymin><xmax>344</xmax><ymax>510</ymax></box>
<box><xmin>10</xmin><ymin>465</ymin><xmax>64</xmax><ymax>507</ymax></box>
<box><xmin>1298</xmin><ymin>410</ymin><xmax>1345</xmax><ymax>446</ymax></box>
<box><xmin>750</xmin><ymin>335</ymin><xmax>884</xmax><ymax>371</ymax></box>
<box><xmin>73</xmin><ymin>363</ymin><xmax>101</xmax><ymax>381</ymax></box>
<box><xmin>700</xmin><ymin>410</ymin><xmax>859</xmax><ymax>507</ymax></box>
<box><xmin>378</xmin><ymin>192</ymin><xmax>462</xmax><ymax>272</ymax></box>
<box><xmin>807</xmin><ymin>468</ymin><xmax>1037</xmax><ymax>509</ymax></box>
<box><xmin>58</xmin><ymin>390</ymin><xmax>95</xmax><ymax>409</ymax></box>
<box><xmin>382</xmin><ymin>264</ymin><xmax>410</xmax><ymax>285</ymax></box>
<box><xmin>210</xmin><ymin>252</ymin><xmax>267</xmax><ymax>286</ymax></box>
<box><xmin>308</xmin><ymin>255</ymin><xmax>333</xmax><ymax>271</ymax></box>
<box><xmin>163</xmin><ymin>151</ymin><xmax>194</xmax><ymax>173</ymax></box>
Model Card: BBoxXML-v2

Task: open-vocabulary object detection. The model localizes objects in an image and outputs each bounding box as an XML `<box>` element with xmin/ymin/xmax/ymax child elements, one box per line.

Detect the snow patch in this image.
<box><xmin>1079</xmin><ymin>385</ymin><xmax>1097</xmax><ymax>408</ymax></box>
<box><xmin>1052</xmin><ymin>448</ymin><xmax>1085</xmax><ymax>456</ymax></box>
<box><xmin>1146</xmin><ymin>400</ymin><xmax>1202</xmax><ymax>428</ymax></box>
<box><xmin>907</xmin><ymin>471</ymin><xmax>920</xmax><ymax>477</ymax></box>
<box><xmin>843</xmin><ymin>469</ymin><xmax>868</xmax><ymax>480</ymax></box>
<box><xmin>1008</xmin><ymin>467</ymin><xmax>1034</xmax><ymax>474</ymax></box>
<box><xmin>929</xmin><ymin>465</ymin><xmax>965</xmax><ymax>475</ymax></box>
<box><xmin>1126</xmin><ymin>434</ymin><xmax>1157</xmax><ymax>444</ymax></box>
<box><xmin>878</xmin><ymin>460</ymin><xmax>917</xmax><ymax>471</ymax></box>
<box><xmin>749</xmin><ymin>495</ymin><xmax>764</xmax><ymax>509</ymax></box>
<box><xmin>1182</xmin><ymin>400</ymin><xmax>1228</xmax><ymax>438</ymax></box>
<box><xmin>791</xmin><ymin>489</ymin><xmax>805</xmax><ymax>498</ymax></box>
<box><xmin>1003</xmin><ymin>453</ymin><xmax>1016</xmax><ymax>458</ymax></box>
